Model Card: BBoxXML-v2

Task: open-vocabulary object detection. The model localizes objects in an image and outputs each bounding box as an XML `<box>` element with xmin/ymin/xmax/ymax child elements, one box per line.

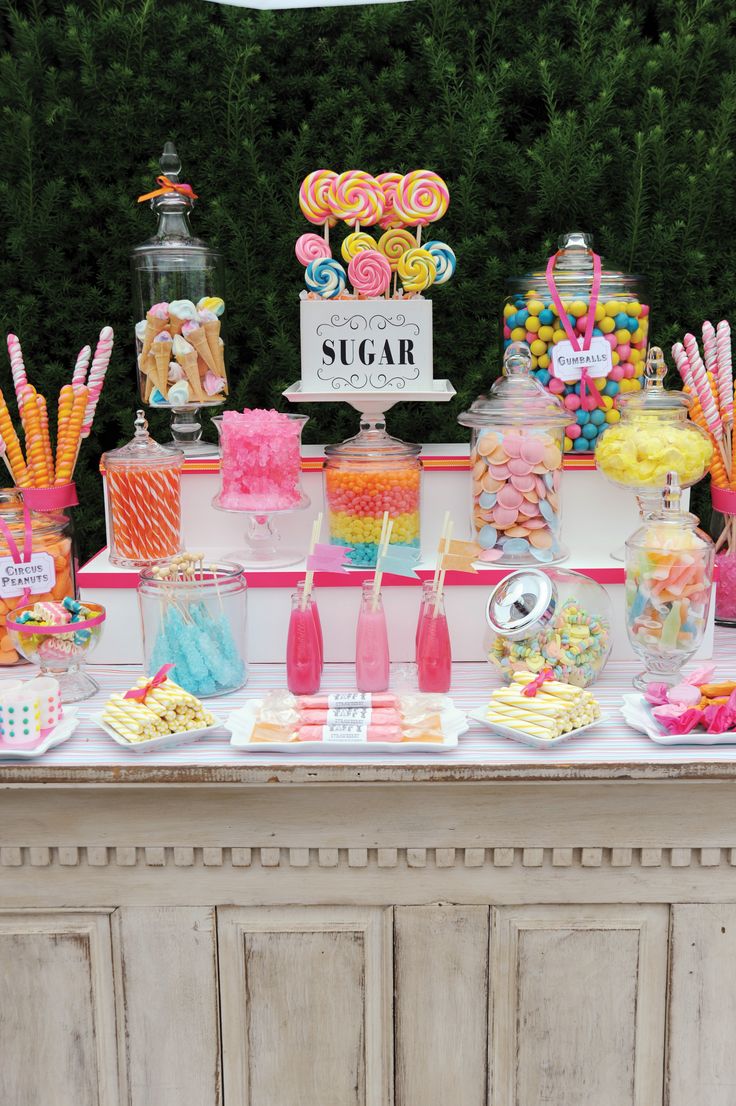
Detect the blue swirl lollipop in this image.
<box><xmin>424</xmin><ymin>241</ymin><xmax>456</xmax><ymax>285</ymax></box>
<box><xmin>305</xmin><ymin>258</ymin><xmax>347</xmax><ymax>299</ymax></box>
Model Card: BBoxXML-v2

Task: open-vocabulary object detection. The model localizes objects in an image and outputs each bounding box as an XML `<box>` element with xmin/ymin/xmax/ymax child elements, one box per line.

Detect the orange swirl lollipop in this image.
<box><xmin>377</xmin><ymin>172</ymin><xmax>402</xmax><ymax>229</ymax></box>
<box><xmin>395</xmin><ymin>170</ymin><xmax>449</xmax><ymax>234</ymax></box>
<box><xmin>327</xmin><ymin>171</ymin><xmax>386</xmax><ymax>228</ymax></box>
<box><xmin>378</xmin><ymin>228</ymin><xmax>417</xmax><ymax>271</ymax></box>
<box><xmin>299</xmin><ymin>170</ymin><xmax>338</xmax><ymax>228</ymax></box>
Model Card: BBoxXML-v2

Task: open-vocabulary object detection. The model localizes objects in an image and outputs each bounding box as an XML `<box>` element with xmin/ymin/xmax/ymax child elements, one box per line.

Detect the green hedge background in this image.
<box><xmin>1</xmin><ymin>0</ymin><xmax>735</xmax><ymax>558</ymax></box>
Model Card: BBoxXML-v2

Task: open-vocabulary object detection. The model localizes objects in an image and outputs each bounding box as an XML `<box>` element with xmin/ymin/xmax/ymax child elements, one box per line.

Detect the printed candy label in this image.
<box><xmin>327</xmin><ymin>693</ymin><xmax>372</xmax><ymax>709</ymax></box>
<box><xmin>326</xmin><ymin>709</ymin><xmax>371</xmax><ymax>724</ymax></box>
<box><xmin>0</xmin><ymin>553</ymin><xmax>56</xmax><ymax>598</ymax></box>
<box><xmin>550</xmin><ymin>336</ymin><xmax>613</xmax><ymax>382</ymax></box>
<box><xmin>322</xmin><ymin>724</ymin><xmax>369</xmax><ymax>743</ymax></box>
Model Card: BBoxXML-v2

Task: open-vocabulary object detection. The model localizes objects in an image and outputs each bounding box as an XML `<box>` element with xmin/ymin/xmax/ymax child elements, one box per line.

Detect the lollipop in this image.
<box><xmin>327</xmin><ymin>171</ymin><xmax>385</xmax><ymax>228</ymax></box>
<box><xmin>378</xmin><ymin>228</ymin><xmax>417</xmax><ymax>271</ymax></box>
<box><xmin>398</xmin><ymin>248</ymin><xmax>436</xmax><ymax>293</ymax></box>
<box><xmin>295</xmin><ymin>233</ymin><xmax>332</xmax><ymax>266</ymax></box>
<box><xmin>305</xmin><ymin>258</ymin><xmax>348</xmax><ymax>299</ymax></box>
<box><xmin>395</xmin><ymin>171</ymin><xmax>449</xmax><ymax>241</ymax></box>
<box><xmin>299</xmin><ymin>170</ymin><xmax>338</xmax><ymax>228</ymax></box>
<box><xmin>348</xmin><ymin>251</ymin><xmax>392</xmax><ymax>298</ymax></box>
<box><xmin>340</xmin><ymin>231</ymin><xmax>377</xmax><ymax>263</ymax></box>
<box><xmin>377</xmin><ymin>172</ymin><xmax>403</xmax><ymax>229</ymax></box>
<box><xmin>423</xmin><ymin>241</ymin><xmax>456</xmax><ymax>285</ymax></box>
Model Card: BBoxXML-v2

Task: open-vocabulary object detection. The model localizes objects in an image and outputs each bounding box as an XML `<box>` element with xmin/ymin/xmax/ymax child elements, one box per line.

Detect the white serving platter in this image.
<box><xmin>96</xmin><ymin>715</ymin><xmax>225</xmax><ymax>753</ymax></box>
<box><xmin>468</xmin><ymin>705</ymin><xmax>603</xmax><ymax>749</ymax></box>
<box><xmin>621</xmin><ymin>693</ymin><xmax>736</xmax><ymax>745</ymax></box>
<box><xmin>0</xmin><ymin>709</ymin><xmax>79</xmax><ymax>759</ymax></box>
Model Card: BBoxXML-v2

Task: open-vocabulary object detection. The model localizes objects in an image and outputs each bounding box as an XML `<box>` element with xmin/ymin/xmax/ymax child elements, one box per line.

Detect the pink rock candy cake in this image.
<box><xmin>220</xmin><ymin>409</ymin><xmax>302</xmax><ymax>510</ymax></box>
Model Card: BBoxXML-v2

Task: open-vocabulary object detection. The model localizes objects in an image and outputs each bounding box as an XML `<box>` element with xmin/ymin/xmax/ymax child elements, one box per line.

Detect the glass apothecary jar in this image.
<box><xmin>138</xmin><ymin>560</ymin><xmax>247</xmax><ymax>697</ymax></box>
<box><xmin>485</xmin><ymin>567</ymin><xmax>612</xmax><ymax>687</ymax></box>
<box><xmin>625</xmin><ymin>473</ymin><xmax>714</xmax><ymax>690</ymax></box>
<box><xmin>709</xmin><ymin>487</ymin><xmax>736</xmax><ymax>626</ymax></box>
<box><xmin>502</xmin><ymin>231</ymin><xmax>651</xmax><ymax>453</ymax></box>
<box><xmin>458</xmin><ymin>341</ymin><xmax>569</xmax><ymax>566</ymax></box>
<box><xmin>324</xmin><ymin>419</ymin><xmax>421</xmax><ymax>568</ymax></box>
<box><xmin>0</xmin><ymin>490</ymin><xmax>77</xmax><ymax>665</ymax></box>
<box><xmin>133</xmin><ymin>141</ymin><xmax>229</xmax><ymax>453</ymax></box>
<box><xmin>102</xmin><ymin>411</ymin><xmax>184</xmax><ymax>568</ymax></box>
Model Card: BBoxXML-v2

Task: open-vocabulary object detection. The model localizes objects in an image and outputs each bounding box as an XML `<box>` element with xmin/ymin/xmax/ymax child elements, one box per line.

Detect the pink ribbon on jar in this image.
<box><xmin>545</xmin><ymin>249</ymin><xmax>606</xmax><ymax>410</ymax></box>
<box><xmin>0</xmin><ymin>500</ymin><xmax>35</xmax><ymax>605</ymax></box>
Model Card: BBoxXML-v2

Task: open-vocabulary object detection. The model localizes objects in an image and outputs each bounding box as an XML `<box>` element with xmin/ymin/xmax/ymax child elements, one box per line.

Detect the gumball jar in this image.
<box><xmin>457</xmin><ymin>341</ymin><xmax>569</xmax><ymax>565</ymax></box>
<box><xmin>324</xmin><ymin>419</ymin><xmax>421</xmax><ymax>568</ymax></box>
<box><xmin>625</xmin><ymin>473</ymin><xmax>714</xmax><ymax>691</ymax></box>
<box><xmin>485</xmin><ymin>567</ymin><xmax>612</xmax><ymax>687</ymax></box>
<box><xmin>502</xmin><ymin>231</ymin><xmax>651</xmax><ymax>453</ymax></box>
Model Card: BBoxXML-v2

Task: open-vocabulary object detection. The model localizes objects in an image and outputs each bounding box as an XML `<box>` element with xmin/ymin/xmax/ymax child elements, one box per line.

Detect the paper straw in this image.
<box><xmin>301</xmin><ymin>512</ymin><xmax>323</xmax><ymax>608</ymax></box>
<box><xmin>434</xmin><ymin>519</ymin><xmax>454</xmax><ymax>616</ymax></box>
<box><xmin>432</xmin><ymin>511</ymin><xmax>451</xmax><ymax>593</ymax></box>
<box><xmin>371</xmin><ymin>513</ymin><xmax>393</xmax><ymax>612</ymax></box>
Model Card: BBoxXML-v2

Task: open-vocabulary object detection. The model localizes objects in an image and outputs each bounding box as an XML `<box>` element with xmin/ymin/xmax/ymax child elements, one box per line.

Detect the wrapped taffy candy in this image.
<box><xmin>102</xmin><ymin>669</ymin><xmax>215</xmax><ymax>744</ymax></box>
<box><xmin>484</xmin><ymin>670</ymin><xmax>601</xmax><ymax>739</ymax></box>
<box><xmin>246</xmin><ymin>690</ymin><xmax>454</xmax><ymax>743</ymax></box>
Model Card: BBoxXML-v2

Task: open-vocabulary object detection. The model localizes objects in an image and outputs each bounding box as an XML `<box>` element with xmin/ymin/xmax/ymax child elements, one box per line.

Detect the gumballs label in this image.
<box><xmin>550</xmin><ymin>336</ymin><xmax>613</xmax><ymax>383</ymax></box>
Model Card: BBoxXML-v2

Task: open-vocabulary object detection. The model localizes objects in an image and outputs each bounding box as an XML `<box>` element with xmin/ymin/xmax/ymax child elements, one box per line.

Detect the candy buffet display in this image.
<box><xmin>485</xmin><ymin>567</ymin><xmax>611</xmax><ymax>686</ymax></box>
<box><xmin>6</xmin><ymin>598</ymin><xmax>106</xmax><ymax>702</ymax></box>
<box><xmin>138</xmin><ymin>556</ymin><xmax>247</xmax><ymax>697</ymax></box>
<box><xmin>458</xmin><ymin>341</ymin><xmax>568</xmax><ymax>565</ymax></box>
<box><xmin>502</xmin><ymin>231</ymin><xmax>650</xmax><ymax>452</ymax></box>
<box><xmin>133</xmin><ymin>141</ymin><xmax>228</xmax><ymax>452</ymax></box>
<box><xmin>102</xmin><ymin>411</ymin><xmax>184</xmax><ymax>567</ymax></box>
<box><xmin>101</xmin><ymin>667</ymin><xmax>216</xmax><ymax>744</ymax></box>
<box><xmin>0</xmin><ymin>675</ymin><xmax>62</xmax><ymax>750</ymax></box>
<box><xmin>625</xmin><ymin>473</ymin><xmax>714</xmax><ymax>691</ymax></box>
<box><xmin>480</xmin><ymin>670</ymin><xmax>602</xmax><ymax>740</ymax></box>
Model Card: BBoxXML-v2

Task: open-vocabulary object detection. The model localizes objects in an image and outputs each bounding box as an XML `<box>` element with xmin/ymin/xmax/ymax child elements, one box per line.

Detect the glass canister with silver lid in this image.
<box><xmin>485</xmin><ymin>567</ymin><xmax>612</xmax><ymax>687</ymax></box>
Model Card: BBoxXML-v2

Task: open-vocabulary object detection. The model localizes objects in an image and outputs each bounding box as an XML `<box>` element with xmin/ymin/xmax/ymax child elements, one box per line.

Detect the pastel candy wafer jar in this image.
<box><xmin>458</xmin><ymin>342</ymin><xmax>569</xmax><ymax>566</ymax></box>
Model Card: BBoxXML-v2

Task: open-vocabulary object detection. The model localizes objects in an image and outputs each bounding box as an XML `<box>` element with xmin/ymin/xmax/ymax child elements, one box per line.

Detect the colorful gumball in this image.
<box><xmin>295</xmin><ymin>233</ymin><xmax>332</xmax><ymax>266</ymax></box>
<box><xmin>376</xmin><ymin>172</ymin><xmax>402</xmax><ymax>230</ymax></box>
<box><xmin>348</xmin><ymin>251</ymin><xmax>392</xmax><ymax>298</ymax></box>
<box><xmin>394</xmin><ymin>170</ymin><xmax>449</xmax><ymax>228</ymax></box>
<box><xmin>305</xmin><ymin>258</ymin><xmax>347</xmax><ymax>299</ymax></box>
<box><xmin>327</xmin><ymin>170</ymin><xmax>386</xmax><ymax>228</ymax></box>
<box><xmin>299</xmin><ymin>170</ymin><xmax>338</xmax><ymax>227</ymax></box>
<box><xmin>378</xmin><ymin>228</ymin><xmax>417</xmax><ymax>271</ymax></box>
<box><xmin>340</xmin><ymin>231</ymin><xmax>378</xmax><ymax>263</ymax></box>
<box><xmin>423</xmin><ymin>241</ymin><xmax>456</xmax><ymax>284</ymax></box>
<box><xmin>397</xmin><ymin>247</ymin><xmax>436</xmax><ymax>293</ymax></box>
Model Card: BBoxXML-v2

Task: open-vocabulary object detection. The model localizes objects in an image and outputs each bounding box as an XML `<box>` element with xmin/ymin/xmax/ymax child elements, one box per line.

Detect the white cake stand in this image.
<box><xmin>211</xmin><ymin>491</ymin><xmax>311</xmax><ymax>568</ymax></box>
<box><xmin>283</xmin><ymin>379</ymin><xmax>455</xmax><ymax>421</ymax></box>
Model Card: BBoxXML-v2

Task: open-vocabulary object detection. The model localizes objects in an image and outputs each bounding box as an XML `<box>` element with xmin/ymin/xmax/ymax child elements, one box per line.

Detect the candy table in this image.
<box><xmin>3</xmin><ymin>635</ymin><xmax>736</xmax><ymax>1106</ymax></box>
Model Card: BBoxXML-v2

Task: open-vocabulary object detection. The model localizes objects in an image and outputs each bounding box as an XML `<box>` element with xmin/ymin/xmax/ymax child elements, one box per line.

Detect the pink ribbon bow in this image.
<box><xmin>521</xmin><ymin>669</ymin><xmax>555</xmax><ymax>697</ymax></box>
<box><xmin>124</xmin><ymin>663</ymin><xmax>174</xmax><ymax>703</ymax></box>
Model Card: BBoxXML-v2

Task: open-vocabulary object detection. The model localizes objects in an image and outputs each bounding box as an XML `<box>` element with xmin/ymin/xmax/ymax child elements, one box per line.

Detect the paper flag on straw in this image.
<box><xmin>439</xmin><ymin>552</ymin><xmax>479</xmax><ymax>573</ymax></box>
<box><xmin>379</xmin><ymin>546</ymin><xmax>420</xmax><ymax>579</ymax></box>
<box><xmin>306</xmin><ymin>542</ymin><xmax>353</xmax><ymax>572</ymax></box>
<box><xmin>436</xmin><ymin>539</ymin><xmax>482</xmax><ymax>558</ymax></box>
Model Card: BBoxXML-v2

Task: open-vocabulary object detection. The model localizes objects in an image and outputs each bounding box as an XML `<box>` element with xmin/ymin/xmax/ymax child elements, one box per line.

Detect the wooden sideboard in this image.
<box><xmin>2</xmin><ymin>761</ymin><xmax>736</xmax><ymax>1105</ymax></box>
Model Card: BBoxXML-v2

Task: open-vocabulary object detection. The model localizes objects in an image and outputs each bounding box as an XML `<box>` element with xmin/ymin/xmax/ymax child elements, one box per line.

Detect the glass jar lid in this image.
<box><xmin>324</xmin><ymin>419</ymin><xmax>421</xmax><ymax>461</ymax></box>
<box><xmin>132</xmin><ymin>142</ymin><xmax>216</xmax><ymax>263</ymax></box>
<box><xmin>458</xmin><ymin>342</ymin><xmax>569</xmax><ymax>430</ymax></box>
<box><xmin>102</xmin><ymin>411</ymin><xmax>184</xmax><ymax>470</ymax></box>
<box><xmin>506</xmin><ymin>230</ymin><xmax>643</xmax><ymax>296</ymax></box>
<box><xmin>485</xmin><ymin>569</ymin><xmax>556</xmax><ymax>639</ymax></box>
<box><xmin>618</xmin><ymin>347</ymin><xmax>691</xmax><ymax>414</ymax></box>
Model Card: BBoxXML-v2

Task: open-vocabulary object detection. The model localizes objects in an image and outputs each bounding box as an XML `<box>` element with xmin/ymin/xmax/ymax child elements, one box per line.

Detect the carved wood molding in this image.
<box><xmin>1</xmin><ymin>845</ymin><xmax>735</xmax><ymax>869</ymax></box>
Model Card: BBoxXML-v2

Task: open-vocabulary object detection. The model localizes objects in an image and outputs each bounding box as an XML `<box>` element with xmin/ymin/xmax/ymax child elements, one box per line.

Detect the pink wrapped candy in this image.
<box><xmin>218</xmin><ymin>409</ymin><xmax>305</xmax><ymax>510</ymax></box>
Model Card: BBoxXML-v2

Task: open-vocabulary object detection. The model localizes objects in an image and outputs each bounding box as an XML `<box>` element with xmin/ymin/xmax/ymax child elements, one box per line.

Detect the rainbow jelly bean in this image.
<box><xmin>325</xmin><ymin>465</ymin><xmax>421</xmax><ymax>567</ymax></box>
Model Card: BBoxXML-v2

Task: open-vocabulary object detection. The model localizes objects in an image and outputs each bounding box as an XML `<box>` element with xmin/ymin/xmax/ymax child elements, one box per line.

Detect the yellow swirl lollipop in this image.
<box><xmin>378</xmin><ymin>228</ymin><xmax>417</xmax><ymax>271</ymax></box>
<box><xmin>397</xmin><ymin>247</ymin><xmax>436</xmax><ymax>292</ymax></box>
<box><xmin>340</xmin><ymin>231</ymin><xmax>377</xmax><ymax>264</ymax></box>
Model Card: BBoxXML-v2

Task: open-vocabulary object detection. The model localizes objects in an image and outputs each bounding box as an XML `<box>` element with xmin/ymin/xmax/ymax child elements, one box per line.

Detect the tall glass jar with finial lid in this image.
<box><xmin>132</xmin><ymin>141</ymin><xmax>229</xmax><ymax>454</ymax></box>
<box><xmin>457</xmin><ymin>341</ymin><xmax>569</xmax><ymax>566</ymax></box>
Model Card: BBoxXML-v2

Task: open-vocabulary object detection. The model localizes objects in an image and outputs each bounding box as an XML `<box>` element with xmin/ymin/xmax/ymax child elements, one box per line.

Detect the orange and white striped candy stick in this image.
<box><xmin>36</xmin><ymin>393</ymin><xmax>54</xmax><ymax>483</ymax></box>
<box><xmin>20</xmin><ymin>385</ymin><xmax>52</xmax><ymax>487</ymax></box>
<box><xmin>55</xmin><ymin>385</ymin><xmax>74</xmax><ymax>476</ymax></box>
<box><xmin>0</xmin><ymin>389</ymin><xmax>30</xmax><ymax>486</ymax></box>
<box><xmin>54</xmin><ymin>386</ymin><xmax>87</xmax><ymax>485</ymax></box>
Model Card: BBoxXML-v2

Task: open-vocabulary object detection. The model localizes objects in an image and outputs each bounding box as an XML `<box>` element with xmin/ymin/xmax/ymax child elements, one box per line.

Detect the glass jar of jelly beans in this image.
<box><xmin>458</xmin><ymin>342</ymin><xmax>569</xmax><ymax>566</ymax></box>
<box><xmin>502</xmin><ymin>231</ymin><xmax>651</xmax><ymax>453</ymax></box>
<box><xmin>324</xmin><ymin>420</ymin><xmax>421</xmax><ymax>568</ymax></box>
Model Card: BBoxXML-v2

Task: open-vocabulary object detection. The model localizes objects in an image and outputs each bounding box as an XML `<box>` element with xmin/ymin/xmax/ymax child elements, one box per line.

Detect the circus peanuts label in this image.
<box><xmin>551</xmin><ymin>337</ymin><xmax>613</xmax><ymax>383</ymax></box>
<box><xmin>0</xmin><ymin>553</ymin><xmax>56</xmax><ymax>597</ymax></box>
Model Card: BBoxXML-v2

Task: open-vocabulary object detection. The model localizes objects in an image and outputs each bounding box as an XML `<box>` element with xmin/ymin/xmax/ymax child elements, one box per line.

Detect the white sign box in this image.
<box><xmin>300</xmin><ymin>298</ymin><xmax>433</xmax><ymax>392</ymax></box>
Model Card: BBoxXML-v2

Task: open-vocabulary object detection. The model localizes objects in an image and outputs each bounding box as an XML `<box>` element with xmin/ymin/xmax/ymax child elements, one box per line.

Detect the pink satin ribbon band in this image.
<box><xmin>0</xmin><ymin>501</ymin><xmax>34</xmax><ymax>605</ymax></box>
<box><xmin>521</xmin><ymin>669</ymin><xmax>555</xmax><ymax>697</ymax></box>
<box><xmin>711</xmin><ymin>486</ymin><xmax>736</xmax><ymax>515</ymax></box>
<box><xmin>124</xmin><ymin>663</ymin><xmax>174</xmax><ymax>703</ymax></box>
<box><xmin>22</xmin><ymin>483</ymin><xmax>78</xmax><ymax>511</ymax></box>
<box><xmin>545</xmin><ymin>250</ymin><xmax>606</xmax><ymax>409</ymax></box>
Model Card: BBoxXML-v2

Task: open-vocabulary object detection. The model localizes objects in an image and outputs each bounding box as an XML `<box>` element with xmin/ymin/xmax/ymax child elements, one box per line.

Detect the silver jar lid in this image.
<box><xmin>485</xmin><ymin>570</ymin><xmax>557</xmax><ymax>639</ymax></box>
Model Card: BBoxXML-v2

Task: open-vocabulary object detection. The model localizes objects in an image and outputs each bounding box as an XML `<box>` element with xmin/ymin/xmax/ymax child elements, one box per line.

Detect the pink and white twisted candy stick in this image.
<box><xmin>6</xmin><ymin>334</ymin><xmax>28</xmax><ymax>407</ymax></box>
<box><xmin>702</xmin><ymin>320</ymin><xmax>717</xmax><ymax>376</ymax></box>
<box><xmin>716</xmin><ymin>320</ymin><xmax>733</xmax><ymax>425</ymax></box>
<box><xmin>71</xmin><ymin>344</ymin><xmax>91</xmax><ymax>390</ymax></box>
<box><xmin>684</xmin><ymin>331</ymin><xmax>722</xmax><ymax>440</ymax></box>
<box><xmin>671</xmin><ymin>342</ymin><xmax>694</xmax><ymax>388</ymax></box>
<box><xmin>81</xmin><ymin>326</ymin><xmax>113</xmax><ymax>438</ymax></box>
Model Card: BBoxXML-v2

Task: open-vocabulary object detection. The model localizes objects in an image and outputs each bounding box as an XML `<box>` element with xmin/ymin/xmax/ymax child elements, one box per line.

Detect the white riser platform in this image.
<box><xmin>84</xmin><ymin>444</ymin><xmax>714</xmax><ymax>666</ymax></box>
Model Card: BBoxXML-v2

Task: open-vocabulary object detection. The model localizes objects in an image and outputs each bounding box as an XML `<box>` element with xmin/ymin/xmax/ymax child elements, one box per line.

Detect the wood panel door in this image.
<box><xmin>218</xmin><ymin>906</ymin><xmax>392</xmax><ymax>1106</ymax></box>
<box><xmin>0</xmin><ymin>910</ymin><xmax>119</xmax><ymax>1106</ymax></box>
<box><xmin>491</xmin><ymin>904</ymin><xmax>668</xmax><ymax>1106</ymax></box>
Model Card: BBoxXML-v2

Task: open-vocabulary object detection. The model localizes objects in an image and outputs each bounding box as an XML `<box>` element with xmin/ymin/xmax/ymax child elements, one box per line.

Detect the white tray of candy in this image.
<box><xmin>468</xmin><ymin>705</ymin><xmax>602</xmax><ymax>749</ymax></box>
<box><xmin>227</xmin><ymin>699</ymin><xmax>467</xmax><ymax>753</ymax></box>
<box><xmin>96</xmin><ymin>715</ymin><xmax>225</xmax><ymax>753</ymax></box>
<box><xmin>621</xmin><ymin>694</ymin><xmax>736</xmax><ymax>745</ymax></box>
<box><xmin>0</xmin><ymin>709</ymin><xmax>79</xmax><ymax>759</ymax></box>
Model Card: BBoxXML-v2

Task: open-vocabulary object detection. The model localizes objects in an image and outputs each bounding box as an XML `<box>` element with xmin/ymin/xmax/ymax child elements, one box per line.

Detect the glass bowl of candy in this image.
<box><xmin>625</xmin><ymin>474</ymin><xmax>714</xmax><ymax>692</ymax></box>
<box><xmin>502</xmin><ymin>231</ymin><xmax>650</xmax><ymax>454</ymax></box>
<box><xmin>485</xmin><ymin>567</ymin><xmax>612</xmax><ymax>687</ymax></box>
<box><xmin>458</xmin><ymin>341</ymin><xmax>569</xmax><ymax>565</ymax></box>
<box><xmin>5</xmin><ymin>598</ymin><xmax>106</xmax><ymax>702</ymax></box>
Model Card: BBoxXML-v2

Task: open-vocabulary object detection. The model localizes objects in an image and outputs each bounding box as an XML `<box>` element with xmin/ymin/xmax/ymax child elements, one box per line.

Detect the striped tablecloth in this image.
<box><xmin>2</xmin><ymin>627</ymin><xmax>736</xmax><ymax>768</ymax></box>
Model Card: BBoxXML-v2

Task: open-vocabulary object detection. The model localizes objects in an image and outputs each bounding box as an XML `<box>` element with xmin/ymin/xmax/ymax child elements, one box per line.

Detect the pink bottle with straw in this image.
<box><xmin>286</xmin><ymin>591</ymin><xmax>321</xmax><ymax>695</ymax></box>
<box><xmin>297</xmin><ymin>580</ymin><xmax>323</xmax><ymax>671</ymax></box>
<box><xmin>417</xmin><ymin>589</ymin><xmax>452</xmax><ymax>692</ymax></box>
<box><xmin>355</xmin><ymin>581</ymin><xmax>390</xmax><ymax>692</ymax></box>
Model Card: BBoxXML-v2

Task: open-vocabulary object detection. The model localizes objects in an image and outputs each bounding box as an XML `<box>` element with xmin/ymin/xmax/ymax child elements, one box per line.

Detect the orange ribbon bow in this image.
<box><xmin>137</xmin><ymin>176</ymin><xmax>198</xmax><ymax>203</ymax></box>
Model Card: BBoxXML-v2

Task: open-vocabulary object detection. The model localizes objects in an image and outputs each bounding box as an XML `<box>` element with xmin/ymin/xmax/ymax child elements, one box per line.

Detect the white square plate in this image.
<box><xmin>96</xmin><ymin>715</ymin><xmax>225</xmax><ymax>752</ymax></box>
<box><xmin>0</xmin><ymin>709</ymin><xmax>79</xmax><ymax>759</ymax></box>
<box><xmin>468</xmin><ymin>705</ymin><xmax>603</xmax><ymax>749</ymax></box>
<box><xmin>621</xmin><ymin>694</ymin><xmax>736</xmax><ymax>745</ymax></box>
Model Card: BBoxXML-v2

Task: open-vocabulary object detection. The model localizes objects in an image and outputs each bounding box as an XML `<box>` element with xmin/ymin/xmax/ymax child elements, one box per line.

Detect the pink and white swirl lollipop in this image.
<box><xmin>327</xmin><ymin>170</ymin><xmax>386</xmax><ymax>228</ymax></box>
<box><xmin>377</xmin><ymin>172</ymin><xmax>402</xmax><ymax>230</ymax></box>
<box><xmin>299</xmin><ymin>170</ymin><xmax>338</xmax><ymax>228</ymax></box>
<box><xmin>348</xmin><ymin>251</ymin><xmax>392</xmax><ymax>298</ymax></box>
<box><xmin>716</xmin><ymin>320</ymin><xmax>733</xmax><ymax>425</ymax></box>
<box><xmin>295</xmin><ymin>233</ymin><xmax>332</xmax><ymax>266</ymax></box>
<box><xmin>395</xmin><ymin>170</ymin><xmax>449</xmax><ymax>243</ymax></box>
<box><xmin>684</xmin><ymin>332</ymin><xmax>722</xmax><ymax>440</ymax></box>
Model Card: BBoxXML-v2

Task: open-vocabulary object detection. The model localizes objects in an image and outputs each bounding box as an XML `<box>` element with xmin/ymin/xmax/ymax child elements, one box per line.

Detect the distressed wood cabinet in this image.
<box><xmin>2</xmin><ymin>762</ymin><xmax>736</xmax><ymax>1104</ymax></box>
